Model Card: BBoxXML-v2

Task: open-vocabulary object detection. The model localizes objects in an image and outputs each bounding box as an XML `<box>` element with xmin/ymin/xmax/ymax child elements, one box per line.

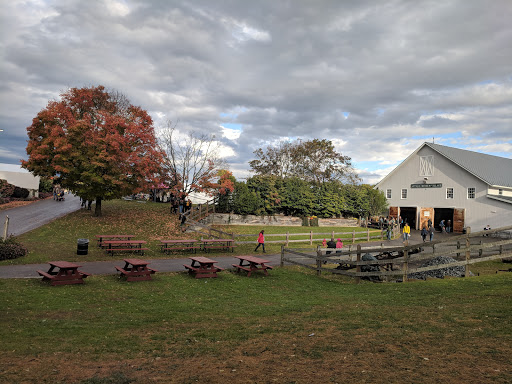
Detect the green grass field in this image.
<box><xmin>0</xmin><ymin>200</ymin><xmax>511</xmax><ymax>383</ymax></box>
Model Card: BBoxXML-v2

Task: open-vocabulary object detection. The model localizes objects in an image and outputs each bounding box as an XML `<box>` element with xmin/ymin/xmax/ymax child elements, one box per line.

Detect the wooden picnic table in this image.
<box><xmin>183</xmin><ymin>256</ymin><xmax>224</xmax><ymax>278</ymax></box>
<box><xmin>96</xmin><ymin>235</ymin><xmax>135</xmax><ymax>247</ymax></box>
<box><xmin>201</xmin><ymin>238</ymin><xmax>235</xmax><ymax>253</ymax></box>
<box><xmin>160</xmin><ymin>239</ymin><xmax>199</xmax><ymax>254</ymax></box>
<box><xmin>115</xmin><ymin>258</ymin><xmax>157</xmax><ymax>282</ymax></box>
<box><xmin>232</xmin><ymin>255</ymin><xmax>273</xmax><ymax>277</ymax></box>
<box><xmin>37</xmin><ymin>261</ymin><xmax>90</xmax><ymax>286</ymax></box>
<box><xmin>103</xmin><ymin>240</ymin><xmax>148</xmax><ymax>256</ymax></box>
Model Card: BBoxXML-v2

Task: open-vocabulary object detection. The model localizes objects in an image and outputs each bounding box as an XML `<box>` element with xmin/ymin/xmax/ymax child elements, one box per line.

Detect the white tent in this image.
<box><xmin>0</xmin><ymin>163</ymin><xmax>40</xmax><ymax>198</ymax></box>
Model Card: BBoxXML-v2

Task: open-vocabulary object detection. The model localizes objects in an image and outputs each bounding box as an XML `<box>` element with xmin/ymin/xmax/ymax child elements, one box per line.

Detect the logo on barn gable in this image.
<box><xmin>419</xmin><ymin>155</ymin><xmax>434</xmax><ymax>176</ymax></box>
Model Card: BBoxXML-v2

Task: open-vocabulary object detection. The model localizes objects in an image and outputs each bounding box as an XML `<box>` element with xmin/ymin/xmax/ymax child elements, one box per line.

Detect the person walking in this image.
<box><xmin>440</xmin><ymin>219</ymin><xmax>446</xmax><ymax>233</ymax></box>
<box><xmin>421</xmin><ymin>226</ymin><xmax>428</xmax><ymax>242</ymax></box>
<box><xmin>403</xmin><ymin>222</ymin><xmax>411</xmax><ymax>242</ymax></box>
<box><xmin>254</xmin><ymin>230</ymin><xmax>266</xmax><ymax>253</ymax></box>
<box><xmin>428</xmin><ymin>225</ymin><xmax>435</xmax><ymax>242</ymax></box>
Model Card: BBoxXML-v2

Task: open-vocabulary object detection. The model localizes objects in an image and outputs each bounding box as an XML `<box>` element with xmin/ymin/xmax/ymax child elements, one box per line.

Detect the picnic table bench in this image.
<box><xmin>183</xmin><ymin>256</ymin><xmax>224</xmax><ymax>278</ymax></box>
<box><xmin>103</xmin><ymin>240</ymin><xmax>148</xmax><ymax>255</ymax></box>
<box><xmin>37</xmin><ymin>261</ymin><xmax>90</xmax><ymax>286</ymax></box>
<box><xmin>115</xmin><ymin>258</ymin><xmax>157</xmax><ymax>282</ymax></box>
<box><xmin>160</xmin><ymin>239</ymin><xmax>200</xmax><ymax>254</ymax></box>
<box><xmin>232</xmin><ymin>255</ymin><xmax>273</xmax><ymax>277</ymax></box>
<box><xmin>96</xmin><ymin>235</ymin><xmax>135</xmax><ymax>247</ymax></box>
<box><xmin>201</xmin><ymin>239</ymin><xmax>235</xmax><ymax>253</ymax></box>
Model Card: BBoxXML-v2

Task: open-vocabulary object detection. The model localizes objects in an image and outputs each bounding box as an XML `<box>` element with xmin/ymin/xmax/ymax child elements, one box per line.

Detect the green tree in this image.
<box><xmin>246</xmin><ymin>175</ymin><xmax>282</xmax><ymax>215</ymax></box>
<box><xmin>315</xmin><ymin>181</ymin><xmax>344</xmax><ymax>218</ymax></box>
<box><xmin>231</xmin><ymin>182</ymin><xmax>262</xmax><ymax>215</ymax></box>
<box><xmin>280</xmin><ymin>177</ymin><xmax>315</xmax><ymax>217</ymax></box>
<box><xmin>250</xmin><ymin>138</ymin><xmax>360</xmax><ymax>184</ymax></box>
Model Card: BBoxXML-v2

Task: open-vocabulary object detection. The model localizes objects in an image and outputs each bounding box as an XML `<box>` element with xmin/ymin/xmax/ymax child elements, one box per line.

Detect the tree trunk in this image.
<box><xmin>94</xmin><ymin>197</ymin><xmax>102</xmax><ymax>217</ymax></box>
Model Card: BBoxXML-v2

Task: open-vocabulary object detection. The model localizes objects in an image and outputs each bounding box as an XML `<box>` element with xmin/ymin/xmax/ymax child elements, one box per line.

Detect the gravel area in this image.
<box><xmin>408</xmin><ymin>255</ymin><xmax>472</xmax><ymax>280</ymax></box>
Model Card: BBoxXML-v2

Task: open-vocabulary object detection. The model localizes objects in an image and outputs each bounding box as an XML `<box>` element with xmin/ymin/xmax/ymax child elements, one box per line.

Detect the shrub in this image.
<box><xmin>12</xmin><ymin>186</ymin><xmax>30</xmax><ymax>199</ymax></box>
<box><xmin>0</xmin><ymin>179</ymin><xmax>15</xmax><ymax>198</ymax></box>
<box><xmin>0</xmin><ymin>236</ymin><xmax>28</xmax><ymax>260</ymax></box>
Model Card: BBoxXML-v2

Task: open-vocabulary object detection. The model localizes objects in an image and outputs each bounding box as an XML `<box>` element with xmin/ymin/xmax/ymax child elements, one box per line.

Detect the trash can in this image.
<box><xmin>77</xmin><ymin>238</ymin><xmax>89</xmax><ymax>255</ymax></box>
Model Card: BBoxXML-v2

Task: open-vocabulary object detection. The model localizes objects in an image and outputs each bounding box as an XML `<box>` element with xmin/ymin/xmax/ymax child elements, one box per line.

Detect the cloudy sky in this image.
<box><xmin>1</xmin><ymin>0</ymin><xmax>511</xmax><ymax>184</ymax></box>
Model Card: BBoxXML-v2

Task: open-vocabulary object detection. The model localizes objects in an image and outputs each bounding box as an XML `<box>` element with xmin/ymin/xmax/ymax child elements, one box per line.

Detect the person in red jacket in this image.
<box><xmin>254</xmin><ymin>230</ymin><xmax>266</xmax><ymax>252</ymax></box>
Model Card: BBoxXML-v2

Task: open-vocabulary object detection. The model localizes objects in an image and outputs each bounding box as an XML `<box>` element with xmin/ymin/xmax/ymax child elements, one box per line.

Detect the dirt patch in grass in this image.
<box><xmin>2</xmin><ymin>329</ymin><xmax>510</xmax><ymax>384</ymax></box>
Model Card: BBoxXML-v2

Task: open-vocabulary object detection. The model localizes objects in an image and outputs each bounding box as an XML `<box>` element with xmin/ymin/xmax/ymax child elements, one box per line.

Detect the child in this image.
<box><xmin>254</xmin><ymin>230</ymin><xmax>265</xmax><ymax>253</ymax></box>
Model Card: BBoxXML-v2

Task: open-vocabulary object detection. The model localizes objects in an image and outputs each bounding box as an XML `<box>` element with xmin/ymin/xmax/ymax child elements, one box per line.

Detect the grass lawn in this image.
<box><xmin>1</xmin><ymin>268</ymin><xmax>511</xmax><ymax>384</ymax></box>
<box><xmin>1</xmin><ymin>199</ymin><xmax>511</xmax><ymax>383</ymax></box>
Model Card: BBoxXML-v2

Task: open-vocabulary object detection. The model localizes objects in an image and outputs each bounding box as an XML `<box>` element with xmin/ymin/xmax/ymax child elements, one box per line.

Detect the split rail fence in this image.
<box><xmin>280</xmin><ymin>225</ymin><xmax>512</xmax><ymax>283</ymax></box>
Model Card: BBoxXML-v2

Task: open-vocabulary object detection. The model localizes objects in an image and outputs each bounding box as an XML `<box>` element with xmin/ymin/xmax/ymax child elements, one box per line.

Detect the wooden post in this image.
<box><xmin>402</xmin><ymin>248</ymin><xmax>409</xmax><ymax>283</ymax></box>
<box><xmin>2</xmin><ymin>215</ymin><xmax>8</xmax><ymax>241</ymax></box>
<box><xmin>352</xmin><ymin>230</ymin><xmax>355</xmax><ymax>244</ymax></box>
<box><xmin>355</xmin><ymin>244</ymin><xmax>361</xmax><ymax>284</ymax></box>
<box><xmin>367</xmin><ymin>228</ymin><xmax>370</xmax><ymax>241</ymax></box>
<box><xmin>331</xmin><ymin>230</ymin><xmax>334</xmax><ymax>240</ymax></box>
<box><xmin>310</xmin><ymin>231</ymin><xmax>313</xmax><ymax>245</ymax></box>
<box><xmin>457</xmin><ymin>240</ymin><xmax>460</xmax><ymax>257</ymax></box>
<box><xmin>280</xmin><ymin>244</ymin><xmax>284</xmax><ymax>267</ymax></box>
<box><xmin>465</xmin><ymin>237</ymin><xmax>471</xmax><ymax>277</ymax></box>
<box><xmin>286</xmin><ymin>232</ymin><xmax>289</xmax><ymax>246</ymax></box>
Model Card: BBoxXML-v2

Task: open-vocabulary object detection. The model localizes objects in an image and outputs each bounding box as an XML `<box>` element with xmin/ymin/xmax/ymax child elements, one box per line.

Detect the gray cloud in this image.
<box><xmin>1</xmin><ymin>0</ymin><xmax>511</xmax><ymax>185</ymax></box>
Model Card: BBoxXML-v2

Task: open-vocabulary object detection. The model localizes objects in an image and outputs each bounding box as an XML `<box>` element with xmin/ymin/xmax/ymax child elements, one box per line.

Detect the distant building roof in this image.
<box><xmin>0</xmin><ymin>163</ymin><xmax>40</xmax><ymax>190</ymax></box>
<box><xmin>424</xmin><ymin>143</ymin><xmax>512</xmax><ymax>188</ymax></box>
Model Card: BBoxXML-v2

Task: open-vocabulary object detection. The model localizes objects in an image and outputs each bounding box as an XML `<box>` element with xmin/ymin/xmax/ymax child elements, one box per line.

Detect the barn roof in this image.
<box><xmin>425</xmin><ymin>143</ymin><xmax>512</xmax><ymax>188</ymax></box>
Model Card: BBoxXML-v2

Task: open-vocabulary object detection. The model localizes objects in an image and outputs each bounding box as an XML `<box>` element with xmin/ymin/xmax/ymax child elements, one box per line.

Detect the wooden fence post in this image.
<box><xmin>281</xmin><ymin>244</ymin><xmax>284</xmax><ymax>267</ymax></box>
<box><xmin>465</xmin><ymin>237</ymin><xmax>471</xmax><ymax>277</ymax></box>
<box><xmin>286</xmin><ymin>232</ymin><xmax>289</xmax><ymax>246</ymax></box>
<box><xmin>355</xmin><ymin>244</ymin><xmax>361</xmax><ymax>284</ymax></box>
<box><xmin>402</xmin><ymin>248</ymin><xmax>409</xmax><ymax>283</ymax></box>
<box><xmin>457</xmin><ymin>240</ymin><xmax>460</xmax><ymax>257</ymax></box>
<box><xmin>2</xmin><ymin>215</ymin><xmax>8</xmax><ymax>241</ymax></box>
<box><xmin>478</xmin><ymin>240</ymin><xmax>483</xmax><ymax>257</ymax></box>
<box><xmin>310</xmin><ymin>231</ymin><xmax>313</xmax><ymax>245</ymax></box>
<box><xmin>367</xmin><ymin>228</ymin><xmax>370</xmax><ymax>241</ymax></box>
<box><xmin>352</xmin><ymin>230</ymin><xmax>355</xmax><ymax>244</ymax></box>
<box><xmin>331</xmin><ymin>230</ymin><xmax>335</xmax><ymax>240</ymax></box>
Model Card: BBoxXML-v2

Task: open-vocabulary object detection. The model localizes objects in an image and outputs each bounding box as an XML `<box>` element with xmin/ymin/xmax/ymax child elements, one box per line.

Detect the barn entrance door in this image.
<box><xmin>453</xmin><ymin>208</ymin><xmax>465</xmax><ymax>233</ymax></box>
<box><xmin>419</xmin><ymin>207</ymin><xmax>434</xmax><ymax>230</ymax></box>
<box><xmin>389</xmin><ymin>206</ymin><xmax>399</xmax><ymax>220</ymax></box>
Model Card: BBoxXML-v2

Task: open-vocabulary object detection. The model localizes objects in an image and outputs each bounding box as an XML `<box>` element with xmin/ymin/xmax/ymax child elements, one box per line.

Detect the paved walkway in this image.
<box><xmin>1</xmin><ymin>194</ymin><xmax>81</xmax><ymax>237</ymax></box>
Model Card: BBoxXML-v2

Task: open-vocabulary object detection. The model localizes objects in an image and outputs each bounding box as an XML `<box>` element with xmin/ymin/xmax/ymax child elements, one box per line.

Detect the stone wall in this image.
<box><xmin>203</xmin><ymin>213</ymin><xmax>357</xmax><ymax>227</ymax></box>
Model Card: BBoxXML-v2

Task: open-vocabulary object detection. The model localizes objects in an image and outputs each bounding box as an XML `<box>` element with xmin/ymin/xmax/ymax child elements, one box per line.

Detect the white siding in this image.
<box><xmin>376</xmin><ymin>145</ymin><xmax>512</xmax><ymax>230</ymax></box>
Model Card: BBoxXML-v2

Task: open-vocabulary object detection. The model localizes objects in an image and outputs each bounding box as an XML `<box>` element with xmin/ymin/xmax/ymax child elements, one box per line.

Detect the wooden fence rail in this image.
<box><xmin>280</xmin><ymin>225</ymin><xmax>512</xmax><ymax>283</ymax></box>
<box><xmin>233</xmin><ymin>226</ymin><xmax>400</xmax><ymax>245</ymax></box>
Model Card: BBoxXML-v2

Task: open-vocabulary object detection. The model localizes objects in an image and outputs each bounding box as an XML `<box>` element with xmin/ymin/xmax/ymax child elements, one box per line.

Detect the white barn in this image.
<box><xmin>375</xmin><ymin>143</ymin><xmax>512</xmax><ymax>233</ymax></box>
<box><xmin>0</xmin><ymin>163</ymin><xmax>40</xmax><ymax>198</ymax></box>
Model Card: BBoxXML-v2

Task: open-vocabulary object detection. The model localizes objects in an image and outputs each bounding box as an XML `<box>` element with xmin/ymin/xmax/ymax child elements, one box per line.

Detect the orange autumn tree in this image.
<box><xmin>22</xmin><ymin>86</ymin><xmax>165</xmax><ymax>216</ymax></box>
